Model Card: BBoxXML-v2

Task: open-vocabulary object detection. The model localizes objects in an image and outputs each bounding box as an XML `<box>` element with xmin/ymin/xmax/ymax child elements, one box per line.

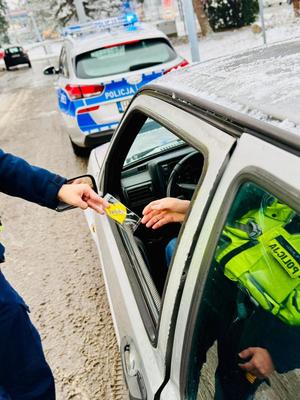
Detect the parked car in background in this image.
<box><xmin>44</xmin><ymin>13</ymin><xmax>188</xmax><ymax>155</ymax></box>
<box><xmin>83</xmin><ymin>39</ymin><xmax>300</xmax><ymax>399</ymax></box>
<box><xmin>4</xmin><ymin>46</ymin><xmax>31</xmax><ymax>70</ymax></box>
<box><xmin>0</xmin><ymin>48</ymin><xmax>4</xmax><ymax>60</ymax></box>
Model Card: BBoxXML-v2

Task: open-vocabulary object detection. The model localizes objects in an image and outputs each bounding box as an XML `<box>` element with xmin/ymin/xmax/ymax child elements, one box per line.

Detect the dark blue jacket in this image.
<box><xmin>0</xmin><ymin>149</ymin><xmax>66</xmax><ymax>262</ymax></box>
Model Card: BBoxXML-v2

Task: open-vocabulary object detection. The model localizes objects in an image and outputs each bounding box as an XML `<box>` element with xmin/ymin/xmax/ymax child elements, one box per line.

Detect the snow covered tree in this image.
<box><xmin>85</xmin><ymin>0</ymin><xmax>123</xmax><ymax>20</ymax></box>
<box><xmin>48</xmin><ymin>0</ymin><xmax>123</xmax><ymax>27</ymax></box>
<box><xmin>24</xmin><ymin>0</ymin><xmax>124</xmax><ymax>35</ymax></box>
<box><xmin>0</xmin><ymin>0</ymin><xmax>9</xmax><ymax>43</ymax></box>
<box><xmin>25</xmin><ymin>0</ymin><xmax>53</xmax><ymax>37</ymax></box>
<box><xmin>205</xmin><ymin>0</ymin><xmax>259</xmax><ymax>31</ymax></box>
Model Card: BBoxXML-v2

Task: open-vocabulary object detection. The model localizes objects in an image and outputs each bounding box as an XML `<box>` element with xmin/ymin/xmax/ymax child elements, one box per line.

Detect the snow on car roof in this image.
<box><xmin>149</xmin><ymin>38</ymin><xmax>300</xmax><ymax>138</ymax></box>
<box><xmin>68</xmin><ymin>23</ymin><xmax>168</xmax><ymax>57</ymax></box>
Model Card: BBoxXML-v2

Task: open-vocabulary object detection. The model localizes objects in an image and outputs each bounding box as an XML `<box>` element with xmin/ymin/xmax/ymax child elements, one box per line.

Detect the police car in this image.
<box><xmin>44</xmin><ymin>13</ymin><xmax>188</xmax><ymax>155</ymax></box>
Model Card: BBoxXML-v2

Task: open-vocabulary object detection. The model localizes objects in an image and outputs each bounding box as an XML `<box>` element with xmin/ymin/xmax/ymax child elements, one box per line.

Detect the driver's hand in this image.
<box><xmin>238</xmin><ymin>347</ymin><xmax>275</xmax><ymax>379</ymax></box>
<box><xmin>57</xmin><ymin>183</ymin><xmax>109</xmax><ymax>213</ymax></box>
<box><xmin>141</xmin><ymin>198</ymin><xmax>190</xmax><ymax>229</ymax></box>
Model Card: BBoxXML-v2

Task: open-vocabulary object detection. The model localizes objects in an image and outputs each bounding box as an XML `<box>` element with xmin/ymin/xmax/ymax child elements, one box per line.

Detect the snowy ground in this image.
<box><xmin>174</xmin><ymin>3</ymin><xmax>300</xmax><ymax>62</ymax></box>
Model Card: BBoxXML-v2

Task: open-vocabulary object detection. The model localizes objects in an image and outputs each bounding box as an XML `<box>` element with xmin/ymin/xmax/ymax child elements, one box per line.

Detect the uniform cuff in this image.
<box><xmin>44</xmin><ymin>175</ymin><xmax>67</xmax><ymax>209</ymax></box>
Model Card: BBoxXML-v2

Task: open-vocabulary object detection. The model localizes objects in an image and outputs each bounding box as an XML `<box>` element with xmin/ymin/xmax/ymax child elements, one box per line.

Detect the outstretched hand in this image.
<box><xmin>57</xmin><ymin>183</ymin><xmax>109</xmax><ymax>214</ymax></box>
<box><xmin>141</xmin><ymin>197</ymin><xmax>190</xmax><ymax>229</ymax></box>
<box><xmin>238</xmin><ymin>347</ymin><xmax>274</xmax><ymax>379</ymax></box>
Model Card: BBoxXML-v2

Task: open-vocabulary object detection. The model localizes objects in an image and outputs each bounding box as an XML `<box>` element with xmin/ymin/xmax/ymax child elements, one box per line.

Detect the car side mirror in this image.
<box><xmin>56</xmin><ymin>174</ymin><xmax>98</xmax><ymax>212</ymax></box>
<box><xmin>43</xmin><ymin>65</ymin><xmax>59</xmax><ymax>75</ymax></box>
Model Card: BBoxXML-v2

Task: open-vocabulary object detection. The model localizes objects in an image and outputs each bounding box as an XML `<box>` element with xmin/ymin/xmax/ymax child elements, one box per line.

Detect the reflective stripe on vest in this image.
<box><xmin>216</xmin><ymin>204</ymin><xmax>300</xmax><ymax>326</ymax></box>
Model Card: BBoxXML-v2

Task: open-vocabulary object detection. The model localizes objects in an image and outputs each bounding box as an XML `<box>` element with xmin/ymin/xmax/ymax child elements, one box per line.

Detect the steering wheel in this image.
<box><xmin>166</xmin><ymin>151</ymin><xmax>203</xmax><ymax>199</ymax></box>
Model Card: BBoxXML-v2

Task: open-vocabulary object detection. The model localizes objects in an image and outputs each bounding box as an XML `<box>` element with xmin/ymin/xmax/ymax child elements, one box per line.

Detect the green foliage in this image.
<box><xmin>205</xmin><ymin>0</ymin><xmax>259</xmax><ymax>31</ymax></box>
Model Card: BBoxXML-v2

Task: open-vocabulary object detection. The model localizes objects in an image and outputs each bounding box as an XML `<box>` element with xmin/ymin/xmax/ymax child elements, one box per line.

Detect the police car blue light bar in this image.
<box><xmin>62</xmin><ymin>13</ymin><xmax>139</xmax><ymax>37</ymax></box>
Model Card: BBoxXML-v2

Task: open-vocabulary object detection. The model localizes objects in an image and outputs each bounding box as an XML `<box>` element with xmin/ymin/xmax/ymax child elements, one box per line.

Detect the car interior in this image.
<box><xmin>104</xmin><ymin>112</ymin><xmax>205</xmax><ymax>296</ymax></box>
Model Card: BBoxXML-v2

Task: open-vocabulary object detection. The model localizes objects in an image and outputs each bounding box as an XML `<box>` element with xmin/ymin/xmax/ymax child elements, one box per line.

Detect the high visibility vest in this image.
<box><xmin>216</xmin><ymin>202</ymin><xmax>300</xmax><ymax>326</ymax></box>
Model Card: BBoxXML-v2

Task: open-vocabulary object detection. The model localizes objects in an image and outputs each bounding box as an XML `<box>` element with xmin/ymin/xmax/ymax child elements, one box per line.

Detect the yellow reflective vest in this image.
<box><xmin>216</xmin><ymin>202</ymin><xmax>300</xmax><ymax>326</ymax></box>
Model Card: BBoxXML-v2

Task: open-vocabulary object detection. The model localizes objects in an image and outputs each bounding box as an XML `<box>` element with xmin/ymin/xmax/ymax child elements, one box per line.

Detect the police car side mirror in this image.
<box><xmin>43</xmin><ymin>65</ymin><xmax>59</xmax><ymax>75</ymax></box>
<box><xmin>56</xmin><ymin>174</ymin><xmax>98</xmax><ymax>212</ymax></box>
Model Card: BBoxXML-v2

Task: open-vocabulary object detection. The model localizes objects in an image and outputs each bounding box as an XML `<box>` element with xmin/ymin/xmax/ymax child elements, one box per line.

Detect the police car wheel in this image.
<box><xmin>28</xmin><ymin>62</ymin><xmax>32</xmax><ymax>68</ymax></box>
<box><xmin>70</xmin><ymin>140</ymin><xmax>89</xmax><ymax>157</ymax></box>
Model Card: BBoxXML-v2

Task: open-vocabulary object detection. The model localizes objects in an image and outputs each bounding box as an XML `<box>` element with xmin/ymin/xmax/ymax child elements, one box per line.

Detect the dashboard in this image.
<box><xmin>121</xmin><ymin>146</ymin><xmax>201</xmax><ymax>211</ymax></box>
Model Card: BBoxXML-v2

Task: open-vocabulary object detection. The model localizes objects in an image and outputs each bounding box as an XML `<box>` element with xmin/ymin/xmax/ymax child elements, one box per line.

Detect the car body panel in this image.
<box><xmin>164</xmin><ymin>133</ymin><xmax>300</xmax><ymax>397</ymax></box>
<box><xmin>58</xmin><ymin>70</ymin><xmax>163</xmax><ymax>135</ymax></box>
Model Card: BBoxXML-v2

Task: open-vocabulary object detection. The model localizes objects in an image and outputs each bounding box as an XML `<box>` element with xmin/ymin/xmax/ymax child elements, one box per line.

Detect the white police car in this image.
<box><xmin>44</xmin><ymin>13</ymin><xmax>188</xmax><ymax>155</ymax></box>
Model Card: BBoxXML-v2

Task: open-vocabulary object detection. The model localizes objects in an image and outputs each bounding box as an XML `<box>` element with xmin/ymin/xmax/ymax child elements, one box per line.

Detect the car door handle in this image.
<box><xmin>121</xmin><ymin>338</ymin><xmax>147</xmax><ymax>400</ymax></box>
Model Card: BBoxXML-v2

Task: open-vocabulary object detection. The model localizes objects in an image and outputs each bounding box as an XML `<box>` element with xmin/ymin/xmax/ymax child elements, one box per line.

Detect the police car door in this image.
<box><xmin>161</xmin><ymin>132</ymin><xmax>300</xmax><ymax>399</ymax></box>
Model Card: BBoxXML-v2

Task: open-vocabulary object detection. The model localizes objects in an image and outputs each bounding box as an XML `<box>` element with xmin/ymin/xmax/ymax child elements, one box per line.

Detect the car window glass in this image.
<box><xmin>7</xmin><ymin>47</ymin><xmax>21</xmax><ymax>54</ymax></box>
<box><xmin>75</xmin><ymin>38</ymin><xmax>177</xmax><ymax>79</ymax></box>
<box><xmin>124</xmin><ymin>118</ymin><xmax>184</xmax><ymax>167</ymax></box>
<box><xmin>187</xmin><ymin>182</ymin><xmax>300</xmax><ymax>400</ymax></box>
<box><xmin>58</xmin><ymin>48</ymin><xmax>64</xmax><ymax>74</ymax></box>
<box><xmin>59</xmin><ymin>48</ymin><xmax>69</xmax><ymax>77</ymax></box>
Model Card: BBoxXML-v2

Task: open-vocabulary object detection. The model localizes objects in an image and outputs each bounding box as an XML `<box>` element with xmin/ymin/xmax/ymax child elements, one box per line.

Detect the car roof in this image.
<box><xmin>66</xmin><ymin>23</ymin><xmax>168</xmax><ymax>57</ymax></box>
<box><xmin>5</xmin><ymin>45</ymin><xmax>22</xmax><ymax>49</ymax></box>
<box><xmin>142</xmin><ymin>38</ymin><xmax>300</xmax><ymax>154</ymax></box>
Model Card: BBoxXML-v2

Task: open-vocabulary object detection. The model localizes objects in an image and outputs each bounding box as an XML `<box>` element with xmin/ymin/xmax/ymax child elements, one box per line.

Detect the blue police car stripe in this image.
<box><xmin>59</xmin><ymin>70</ymin><xmax>163</xmax><ymax>134</ymax></box>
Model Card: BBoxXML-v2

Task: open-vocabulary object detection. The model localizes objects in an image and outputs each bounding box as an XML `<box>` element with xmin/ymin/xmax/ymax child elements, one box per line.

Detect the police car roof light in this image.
<box><xmin>62</xmin><ymin>13</ymin><xmax>139</xmax><ymax>37</ymax></box>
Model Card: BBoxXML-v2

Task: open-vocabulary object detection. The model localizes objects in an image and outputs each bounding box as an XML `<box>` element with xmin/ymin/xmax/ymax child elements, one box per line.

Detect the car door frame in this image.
<box><xmin>160</xmin><ymin>132</ymin><xmax>300</xmax><ymax>399</ymax></box>
<box><xmin>90</xmin><ymin>92</ymin><xmax>236</xmax><ymax>399</ymax></box>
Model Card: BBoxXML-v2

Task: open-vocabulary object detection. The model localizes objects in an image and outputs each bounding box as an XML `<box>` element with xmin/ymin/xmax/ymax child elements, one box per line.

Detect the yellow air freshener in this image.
<box><xmin>103</xmin><ymin>193</ymin><xmax>141</xmax><ymax>232</ymax></box>
<box><xmin>105</xmin><ymin>202</ymin><xmax>127</xmax><ymax>225</ymax></box>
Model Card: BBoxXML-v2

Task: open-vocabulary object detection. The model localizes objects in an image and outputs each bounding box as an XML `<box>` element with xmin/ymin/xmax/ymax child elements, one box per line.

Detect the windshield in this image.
<box><xmin>7</xmin><ymin>47</ymin><xmax>22</xmax><ymax>54</ymax></box>
<box><xmin>124</xmin><ymin>119</ymin><xmax>184</xmax><ymax>166</ymax></box>
<box><xmin>75</xmin><ymin>38</ymin><xmax>177</xmax><ymax>79</ymax></box>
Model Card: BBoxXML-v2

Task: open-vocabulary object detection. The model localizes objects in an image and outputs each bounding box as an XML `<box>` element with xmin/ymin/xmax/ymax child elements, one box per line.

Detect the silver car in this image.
<box><xmin>85</xmin><ymin>39</ymin><xmax>300</xmax><ymax>400</ymax></box>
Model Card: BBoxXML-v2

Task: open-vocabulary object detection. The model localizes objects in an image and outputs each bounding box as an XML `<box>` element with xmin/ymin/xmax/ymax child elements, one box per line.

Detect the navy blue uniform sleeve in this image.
<box><xmin>0</xmin><ymin>149</ymin><xmax>67</xmax><ymax>210</ymax></box>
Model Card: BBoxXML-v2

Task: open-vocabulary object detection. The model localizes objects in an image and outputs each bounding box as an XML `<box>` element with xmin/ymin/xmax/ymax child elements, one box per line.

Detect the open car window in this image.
<box><xmin>105</xmin><ymin>115</ymin><xmax>205</xmax><ymax>337</ymax></box>
<box><xmin>187</xmin><ymin>181</ymin><xmax>300</xmax><ymax>399</ymax></box>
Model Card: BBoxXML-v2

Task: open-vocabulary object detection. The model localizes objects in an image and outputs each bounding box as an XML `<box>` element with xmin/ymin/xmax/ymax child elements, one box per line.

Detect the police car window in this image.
<box><xmin>59</xmin><ymin>48</ymin><xmax>69</xmax><ymax>77</ymax></box>
<box><xmin>124</xmin><ymin>118</ymin><xmax>184</xmax><ymax>167</ymax></box>
<box><xmin>75</xmin><ymin>38</ymin><xmax>177</xmax><ymax>79</ymax></box>
<box><xmin>187</xmin><ymin>182</ymin><xmax>300</xmax><ymax>400</ymax></box>
<box><xmin>58</xmin><ymin>48</ymin><xmax>64</xmax><ymax>71</ymax></box>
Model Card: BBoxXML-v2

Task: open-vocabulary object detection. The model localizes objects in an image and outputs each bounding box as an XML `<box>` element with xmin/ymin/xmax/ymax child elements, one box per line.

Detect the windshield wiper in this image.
<box><xmin>125</xmin><ymin>140</ymin><xmax>185</xmax><ymax>166</ymax></box>
<box><xmin>125</xmin><ymin>147</ymin><xmax>158</xmax><ymax>165</ymax></box>
<box><xmin>129</xmin><ymin>62</ymin><xmax>162</xmax><ymax>71</ymax></box>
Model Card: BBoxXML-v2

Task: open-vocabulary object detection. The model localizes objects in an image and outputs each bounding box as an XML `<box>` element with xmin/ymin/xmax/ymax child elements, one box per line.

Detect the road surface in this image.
<box><xmin>0</xmin><ymin>61</ymin><xmax>127</xmax><ymax>400</ymax></box>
